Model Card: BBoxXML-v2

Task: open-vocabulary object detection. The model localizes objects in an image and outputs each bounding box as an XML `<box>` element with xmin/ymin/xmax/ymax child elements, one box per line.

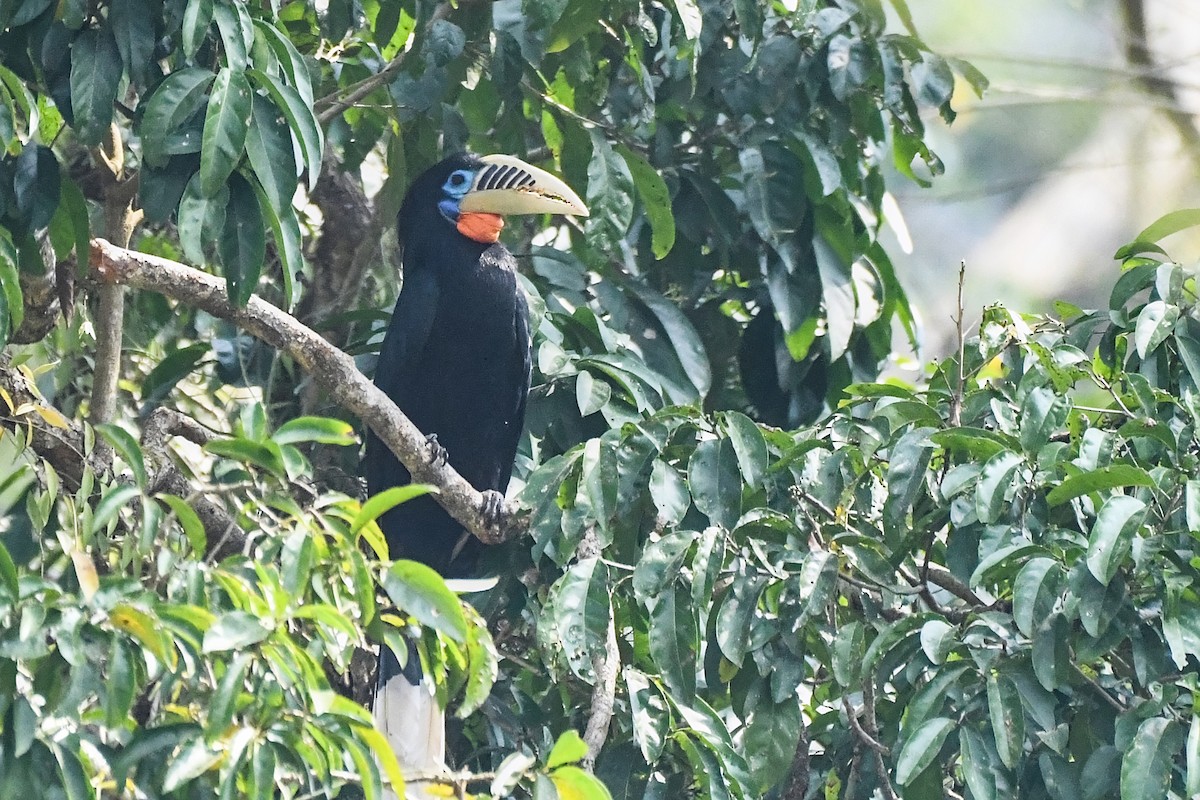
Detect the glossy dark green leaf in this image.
<box><xmin>207</xmin><ymin>651</ymin><xmax>250</xmax><ymax>738</ymax></box>
<box><xmin>626</xmin><ymin>668</ymin><xmax>668</xmax><ymax>762</ymax></box>
<box><xmin>722</xmin><ymin>411</ymin><xmax>767</xmax><ymax>489</ymax></box>
<box><xmin>986</xmin><ymin>672</ymin><xmax>1024</xmax><ymax>769</ymax></box>
<box><xmin>14</xmin><ymin>144</ymin><xmax>60</xmax><ymax>230</ymax></box>
<box><xmin>743</xmin><ymin>697</ymin><xmax>802</xmax><ymax>792</ymax></box>
<box><xmin>1133</xmin><ymin>300</ymin><xmax>1179</xmax><ymax>359</ymax></box>
<box><xmin>249</xmin><ymin>177</ymin><xmax>304</xmax><ymax>308</ymax></box>
<box><xmin>896</xmin><ymin>717</ymin><xmax>955</xmax><ymax>785</ymax></box>
<box><xmin>141</xmin><ymin>68</ymin><xmax>216</xmax><ymax>168</ymax></box>
<box><xmin>70</xmin><ymin>27</ymin><xmax>122</xmax><ymax>144</ymax></box>
<box><xmin>688</xmin><ymin>438</ymin><xmax>741</xmax><ymax>529</ymax></box>
<box><xmin>884</xmin><ymin>426</ymin><xmax>934</xmax><ymax>521</ymax></box>
<box><xmin>618</xmin><ymin>144</ymin><xmax>675</xmax><ymax>258</ymax></box>
<box><xmin>212</xmin><ymin>1</ymin><xmax>252</xmax><ymax>71</ymax></box>
<box><xmin>632</xmin><ymin>530</ymin><xmax>695</xmax><ymax>606</ymax></box>
<box><xmin>1046</xmin><ymin>464</ymin><xmax>1156</xmax><ymax>506</ymax></box>
<box><xmin>247</xmin><ymin>69</ymin><xmax>323</xmax><ymax>190</ymax></box>
<box><xmin>547</xmin><ymin>556</ymin><xmax>611</xmax><ymax>682</ymax></box>
<box><xmin>244</xmin><ymin>93</ymin><xmax>298</xmax><ymax>211</ymax></box>
<box><xmin>1121</xmin><ymin>717</ymin><xmax>1182</xmax><ymax>800</ymax></box>
<box><xmin>1013</xmin><ymin>557</ymin><xmax>1061</xmax><ymax>638</ymax></box>
<box><xmin>162</xmin><ymin>738</ymin><xmax>223</xmax><ymax>790</ymax></box>
<box><xmin>1032</xmin><ymin>613</ymin><xmax>1070</xmax><ymax>691</ymax></box>
<box><xmin>0</xmin><ymin>230</ymin><xmax>22</xmax><ymax>343</ymax></box>
<box><xmin>649</xmin><ymin>584</ymin><xmax>697</xmax><ymax>701</ymax></box>
<box><xmin>975</xmin><ymin>450</ymin><xmax>1024</xmax><ymax>524</ymax></box>
<box><xmin>200</xmin><ymin>69</ymin><xmax>252</xmax><ymax>197</ymax></box>
<box><xmin>959</xmin><ymin>726</ymin><xmax>1002</xmax><ymax>800</ymax></box>
<box><xmin>1086</xmin><ymin>495</ymin><xmax>1145</xmax><ymax>586</ymax></box>
<box><xmin>714</xmin><ymin>574</ymin><xmax>766</xmax><ymax>667</ymax></box>
<box><xmin>182</xmin><ymin>0</ymin><xmax>214</xmax><ymax>58</ymax></box>
<box><xmin>1018</xmin><ymin>386</ymin><xmax>1068</xmax><ymax>453</ymax></box>
<box><xmin>382</xmin><ymin>560</ymin><xmax>468</xmax><ymax>642</ymax></box>
<box><xmin>832</xmin><ymin>621</ymin><xmax>864</xmax><ymax>686</ymax></box>
<box><xmin>585</xmin><ymin>129</ymin><xmax>635</xmax><ymax>249</ymax></box>
<box><xmin>110</xmin><ymin>0</ymin><xmax>154</xmax><ymax>85</ymax></box>
<box><xmin>218</xmin><ymin>172</ymin><xmax>265</xmax><ymax>305</ymax></box>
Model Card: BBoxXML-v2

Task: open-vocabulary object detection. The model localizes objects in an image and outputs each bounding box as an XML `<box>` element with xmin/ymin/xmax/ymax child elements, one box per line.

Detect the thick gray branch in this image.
<box><xmin>89</xmin><ymin>238</ymin><xmax>517</xmax><ymax>545</ymax></box>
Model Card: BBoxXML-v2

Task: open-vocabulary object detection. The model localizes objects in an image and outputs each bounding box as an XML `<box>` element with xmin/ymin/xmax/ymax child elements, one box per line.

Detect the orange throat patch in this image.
<box><xmin>457</xmin><ymin>212</ymin><xmax>505</xmax><ymax>244</ymax></box>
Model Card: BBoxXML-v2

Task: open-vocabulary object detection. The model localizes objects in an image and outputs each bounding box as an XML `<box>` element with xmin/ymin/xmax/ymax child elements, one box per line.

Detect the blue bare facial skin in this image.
<box><xmin>437</xmin><ymin>169</ymin><xmax>476</xmax><ymax>222</ymax></box>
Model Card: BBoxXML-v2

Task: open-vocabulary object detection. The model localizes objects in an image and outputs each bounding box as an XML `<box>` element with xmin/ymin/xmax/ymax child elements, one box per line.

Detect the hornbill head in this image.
<box><xmin>404</xmin><ymin>153</ymin><xmax>589</xmax><ymax>246</ymax></box>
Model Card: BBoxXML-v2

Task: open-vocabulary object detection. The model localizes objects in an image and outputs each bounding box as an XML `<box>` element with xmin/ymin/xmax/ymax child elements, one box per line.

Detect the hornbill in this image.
<box><xmin>363</xmin><ymin>153</ymin><xmax>587</xmax><ymax>797</ymax></box>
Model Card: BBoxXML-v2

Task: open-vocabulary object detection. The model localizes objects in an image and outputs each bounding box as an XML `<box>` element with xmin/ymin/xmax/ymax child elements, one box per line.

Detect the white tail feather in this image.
<box><xmin>374</xmin><ymin>669</ymin><xmax>446</xmax><ymax>800</ymax></box>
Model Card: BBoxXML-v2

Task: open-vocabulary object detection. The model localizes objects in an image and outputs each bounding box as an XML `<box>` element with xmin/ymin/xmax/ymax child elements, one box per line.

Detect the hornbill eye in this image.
<box><xmin>449</xmin><ymin>172</ymin><xmax>467</xmax><ymax>187</ymax></box>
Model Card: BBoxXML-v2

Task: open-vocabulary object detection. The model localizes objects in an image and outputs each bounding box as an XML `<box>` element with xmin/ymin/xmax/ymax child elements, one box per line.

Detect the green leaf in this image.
<box><xmin>381</xmin><ymin>560</ymin><xmax>469</xmax><ymax>642</ymax></box>
<box><xmin>1121</xmin><ymin>717</ymin><xmax>1182</xmax><ymax>800</ymax></box>
<box><xmin>273</xmin><ymin>416</ymin><xmax>357</xmax><ymax>446</ymax></box>
<box><xmin>715</xmin><ymin>574</ymin><xmax>766</xmax><ymax>667</ymax></box>
<box><xmin>984</xmin><ymin>676</ymin><xmax>1022</xmax><ymax>767</ymax></box>
<box><xmin>584</xmin><ymin>129</ymin><xmax>635</xmax><ymax>249</ymax></box>
<box><xmin>203</xmin><ymin>611</ymin><xmax>272</xmax><ymax>652</ymax></box>
<box><xmin>353</xmin><ymin>485</ymin><xmax>436</xmax><ymax>539</ymax></box>
<box><xmin>1018</xmin><ymin>386</ymin><xmax>1068</xmax><ymax>453</ymax></box>
<box><xmin>688</xmin><ymin>437</ymin><xmax>741</xmax><ymax>529</ymax></box>
<box><xmin>96</xmin><ymin>424</ymin><xmax>148</xmax><ymax>487</ymax></box>
<box><xmin>552</xmin><ymin>765</ymin><xmax>614</xmax><ymax>800</ymax></box>
<box><xmin>632</xmin><ymin>530</ymin><xmax>695</xmax><ymax>606</ymax></box>
<box><xmin>212</xmin><ymin>1</ymin><xmax>251</xmax><ymax>71</ymax></box>
<box><xmin>649</xmin><ymin>584</ymin><xmax>697</xmax><ymax>701</ymax></box>
<box><xmin>618</xmin><ymin>144</ymin><xmax>675</xmax><ymax>258</ymax></box>
<box><xmin>162</xmin><ymin>738</ymin><xmax>223</xmax><ymax>791</ymax></box>
<box><xmin>974</xmin><ymin>450</ymin><xmax>1024</xmax><ymax>524</ymax></box>
<box><xmin>157</xmin><ymin>494</ymin><xmax>207</xmax><ymax>556</ymax></box>
<box><xmin>929</xmin><ymin>426</ymin><xmax>1015</xmax><ymax>459</ymax></box>
<box><xmin>1133</xmin><ymin>208</ymin><xmax>1200</xmax><ymax>245</ymax></box>
<box><xmin>626</xmin><ymin>668</ymin><xmax>668</xmax><ymax>762</ymax></box>
<box><xmin>1046</xmin><ymin>465</ymin><xmax>1156</xmax><ymax>506</ymax></box>
<box><xmin>1013</xmin><ymin>557</ymin><xmax>1061</xmax><ymax>638</ymax></box>
<box><xmin>575</xmin><ymin>370</ymin><xmax>610</xmax><ymax>416</ymax></box>
<box><xmin>70</xmin><ymin>27</ymin><xmax>122</xmax><ymax>144</ymax></box>
<box><xmin>1086</xmin><ymin>495</ymin><xmax>1146</xmax><ymax>586</ymax></box>
<box><xmin>649</xmin><ymin>460</ymin><xmax>689</xmax><ymax>527</ymax></box>
<box><xmin>919</xmin><ymin>618</ymin><xmax>956</xmax><ymax>665</ymax></box>
<box><xmin>0</xmin><ymin>232</ymin><xmax>23</xmax><ymax>343</ymax></box>
<box><xmin>743</xmin><ymin>697</ymin><xmax>803</xmax><ymax>792</ymax></box>
<box><xmin>141</xmin><ymin>68</ymin><xmax>217</xmax><ymax>168</ymax></box>
<box><xmin>252</xmin><ymin>19</ymin><xmax>314</xmax><ymax>104</ymax></box>
<box><xmin>0</xmin><ymin>539</ymin><xmax>18</xmax><ymax>599</ymax></box>
<box><xmin>200</xmin><ymin>69</ymin><xmax>252</xmax><ymax>197</ymax></box>
<box><xmin>722</xmin><ymin>411</ymin><xmax>767</xmax><ymax>489</ymax></box>
<box><xmin>220</xmin><ymin>170</ymin><xmax>267</xmax><ymax>304</ymax></box>
<box><xmin>182</xmin><ymin>0</ymin><xmax>214</xmax><ymax>58</ymax></box>
<box><xmin>249</xmin><ymin>177</ymin><xmax>304</xmax><ymax>308</ymax></box>
<box><xmin>1133</xmin><ymin>300</ymin><xmax>1179</xmax><ymax>359</ymax></box>
<box><xmin>244</xmin><ymin>92</ymin><xmax>298</xmax><ymax>212</ymax></box>
<box><xmin>545</xmin><ymin>556</ymin><xmax>612</xmax><ymax>682</ymax></box>
<box><xmin>896</xmin><ymin>717</ymin><xmax>955</xmax><ymax>785</ymax></box>
<box><xmin>247</xmin><ymin>69</ymin><xmax>323</xmax><ymax>190</ymax></box>
<box><xmin>205</xmin><ymin>436</ymin><xmax>285</xmax><ymax>477</ymax></box>
<box><xmin>832</xmin><ymin>621</ymin><xmax>865</xmax><ymax>686</ymax></box>
<box><xmin>14</xmin><ymin>144</ymin><xmax>61</xmax><ymax>231</ymax></box>
<box><xmin>92</xmin><ymin>483</ymin><xmax>143</xmax><ymax>532</ymax></box>
<box><xmin>884</xmin><ymin>426</ymin><xmax>934</xmax><ymax>521</ymax></box>
<box><xmin>546</xmin><ymin>729</ymin><xmax>588</xmax><ymax>770</ymax></box>
<box><xmin>1032</xmin><ymin>613</ymin><xmax>1070</xmax><ymax>691</ymax></box>
<box><xmin>110</xmin><ymin>0</ymin><xmax>154</xmax><ymax>85</ymax></box>
<box><xmin>959</xmin><ymin>726</ymin><xmax>1005</xmax><ymax>800</ymax></box>
<box><xmin>668</xmin><ymin>0</ymin><xmax>702</xmax><ymax>39</ymax></box>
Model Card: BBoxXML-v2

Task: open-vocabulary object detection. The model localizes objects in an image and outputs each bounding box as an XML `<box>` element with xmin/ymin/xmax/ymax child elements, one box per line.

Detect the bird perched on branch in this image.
<box><xmin>363</xmin><ymin>153</ymin><xmax>587</xmax><ymax>798</ymax></box>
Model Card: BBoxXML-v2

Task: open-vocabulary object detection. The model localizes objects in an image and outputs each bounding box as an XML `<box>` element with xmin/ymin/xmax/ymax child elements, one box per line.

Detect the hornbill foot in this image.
<box><xmin>425</xmin><ymin>433</ymin><xmax>449</xmax><ymax>467</ymax></box>
<box><xmin>479</xmin><ymin>490</ymin><xmax>505</xmax><ymax>529</ymax></box>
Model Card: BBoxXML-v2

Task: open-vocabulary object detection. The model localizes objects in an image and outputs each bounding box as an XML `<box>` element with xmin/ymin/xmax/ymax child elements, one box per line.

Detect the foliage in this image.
<box><xmin>0</xmin><ymin>0</ymin><xmax>1102</xmax><ymax>799</ymax></box>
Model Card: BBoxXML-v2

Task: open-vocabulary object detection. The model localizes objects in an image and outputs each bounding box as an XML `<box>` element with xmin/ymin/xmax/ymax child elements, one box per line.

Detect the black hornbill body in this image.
<box><xmin>363</xmin><ymin>153</ymin><xmax>586</xmax><ymax>794</ymax></box>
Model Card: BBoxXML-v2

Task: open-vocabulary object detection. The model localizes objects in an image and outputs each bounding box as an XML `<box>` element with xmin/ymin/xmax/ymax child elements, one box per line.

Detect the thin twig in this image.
<box><xmin>949</xmin><ymin>261</ymin><xmax>966</xmax><ymax>428</ymax></box>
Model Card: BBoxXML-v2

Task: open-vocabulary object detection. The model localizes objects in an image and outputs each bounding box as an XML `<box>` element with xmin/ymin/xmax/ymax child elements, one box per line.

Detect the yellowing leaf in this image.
<box><xmin>71</xmin><ymin>547</ymin><xmax>98</xmax><ymax>600</ymax></box>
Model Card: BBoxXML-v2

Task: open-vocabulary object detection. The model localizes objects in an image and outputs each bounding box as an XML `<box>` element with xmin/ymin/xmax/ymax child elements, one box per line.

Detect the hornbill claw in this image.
<box><xmin>425</xmin><ymin>433</ymin><xmax>449</xmax><ymax>467</ymax></box>
<box><xmin>479</xmin><ymin>490</ymin><xmax>505</xmax><ymax>529</ymax></box>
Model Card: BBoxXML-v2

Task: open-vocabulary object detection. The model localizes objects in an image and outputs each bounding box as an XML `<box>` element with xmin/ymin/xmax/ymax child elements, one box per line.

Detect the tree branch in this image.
<box><xmin>89</xmin><ymin>238</ymin><xmax>519</xmax><ymax>545</ymax></box>
<box><xmin>578</xmin><ymin>528</ymin><xmax>618</xmax><ymax>767</ymax></box>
